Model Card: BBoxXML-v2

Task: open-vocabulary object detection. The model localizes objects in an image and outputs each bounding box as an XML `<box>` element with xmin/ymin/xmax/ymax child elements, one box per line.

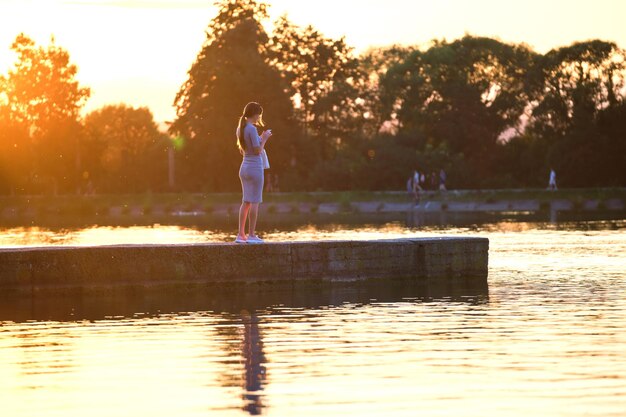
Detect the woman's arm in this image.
<box><xmin>248</xmin><ymin>125</ymin><xmax>271</xmax><ymax>155</ymax></box>
<box><xmin>246</xmin><ymin>124</ymin><xmax>263</xmax><ymax>155</ymax></box>
<box><xmin>259</xmin><ymin>130</ymin><xmax>272</xmax><ymax>151</ymax></box>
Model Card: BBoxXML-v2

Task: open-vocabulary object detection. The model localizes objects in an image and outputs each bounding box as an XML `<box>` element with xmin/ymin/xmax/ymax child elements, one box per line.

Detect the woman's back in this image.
<box><xmin>237</xmin><ymin>123</ymin><xmax>261</xmax><ymax>156</ymax></box>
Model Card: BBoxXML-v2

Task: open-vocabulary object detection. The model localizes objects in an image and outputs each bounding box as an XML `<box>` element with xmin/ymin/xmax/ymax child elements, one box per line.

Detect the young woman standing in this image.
<box><xmin>235</xmin><ymin>102</ymin><xmax>272</xmax><ymax>244</ymax></box>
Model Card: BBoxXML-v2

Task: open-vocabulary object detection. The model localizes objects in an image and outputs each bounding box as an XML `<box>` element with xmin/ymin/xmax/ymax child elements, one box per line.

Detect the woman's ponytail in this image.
<box><xmin>236</xmin><ymin>102</ymin><xmax>263</xmax><ymax>154</ymax></box>
<box><xmin>236</xmin><ymin>115</ymin><xmax>246</xmax><ymax>153</ymax></box>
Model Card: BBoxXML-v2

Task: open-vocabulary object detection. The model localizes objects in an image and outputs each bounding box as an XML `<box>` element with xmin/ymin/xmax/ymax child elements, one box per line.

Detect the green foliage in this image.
<box><xmin>374</xmin><ymin>36</ymin><xmax>625</xmax><ymax>189</ymax></box>
<box><xmin>170</xmin><ymin>0</ymin><xmax>297</xmax><ymax>192</ymax></box>
<box><xmin>1</xmin><ymin>5</ymin><xmax>625</xmax><ymax>195</ymax></box>
<box><xmin>1</xmin><ymin>34</ymin><xmax>90</xmax><ymax>131</ymax></box>
<box><xmin>529</xmin><ymin>40</ymin><xmax>625</xmax><ymax>137</ymax></box>
<box><xmin>269</xmin><ymin>16</ymin><xmax>364</xmax><ymax>146</ymax></box>
<box><xmin>83</xmin><ymin>104</ymin><xmax>168</xmax><ymax>193</ymax></box>
<box><xmin>0</xmin><ymin>33</ymin><xmax>90</xmax><ymax>194</ymax></box>
<box><xmin>512</xmin><ymin>40</ymin><xmax>626</xmax><ymax>188</ymax></box>
<box><xmin>380</xmin><ymin>36</ymin><xmax>538</xmax><ymax>181</ymax></box>
<box><xmin>0</xmin><ymin>105</ymin><xmax>31</xmax><ymax>194</ymax></box>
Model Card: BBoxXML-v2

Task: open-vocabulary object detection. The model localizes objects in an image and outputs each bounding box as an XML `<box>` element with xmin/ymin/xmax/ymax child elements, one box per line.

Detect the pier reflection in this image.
<box><xmin>1</xmin><ymin>220</ymin><xmax>624</xmax><ymax>417</ymax></box>
<box><xmin>0</xmin><ymin>280</ymin><xmax>488</xmax><ymax>415</ymax></box>
<box><xmin>0</xmin><ymin>279</ymin><xmax>489</xmax><ymax>323</ymax></box>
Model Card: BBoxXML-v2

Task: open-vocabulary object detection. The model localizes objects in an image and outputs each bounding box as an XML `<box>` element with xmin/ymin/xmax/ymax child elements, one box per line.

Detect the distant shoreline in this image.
<box><xmin>1</xmin><ymin>188</ymin><xmax>624</xmax><ymax>220</ymax></box>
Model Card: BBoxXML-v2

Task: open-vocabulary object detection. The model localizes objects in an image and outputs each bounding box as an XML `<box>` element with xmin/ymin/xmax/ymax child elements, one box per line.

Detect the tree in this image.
<box><xmin>171</xmin><ymin>0</ymin><xmax>296</xmax><ymax>192</ymax></box>
<box><xmin>269</xmin><ymin>16</ymin><xmax>363</xmax><ymax>154</ymax></box>
<box><xmin>380</xmin><ymin>35</ymin><xmax>538</xmax><ymax>184</ymax></box>
<box><xmin>0</xmin><ymin>33</ymin><xmax>90</xmax><ymax>194</ymax></box>
<box><xmin>529</xmin><ymin>40</ymin><xmax>626</xmax><ymax>137</ymax></box>
<box><xmin>525</xmin><ymin>40</ymin><xmax>626</xmax><ymax>186</ymax></box>
<box><xmin>594</xmin><ymin>102</ymin><xmax>626</xmax><ymax>186</ymax></box>
<box><xmin>0</xmin><ymin>104</ymin><xmax>31</xmax><ymax>194</ymax></box>
<box><xmin>356</xmin><ymin>45</ymin><xmax>415</xmax><ymax>136</ymax></box>
<box><xmin>83</xmin><ymin>104</ymin><xmax>168</xmax><ymax>193</ymax></box>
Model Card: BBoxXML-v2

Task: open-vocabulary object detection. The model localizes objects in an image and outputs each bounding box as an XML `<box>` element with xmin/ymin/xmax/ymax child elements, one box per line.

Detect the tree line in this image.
<box><xmin>1</xmin><ymin>0</ymin><xmax>624</xmax><ymax>195</ymax></box>
<box><xmin>0</xmin><ymin>34</ymin><xmax>169</xmax><ymax>195</ymax></box>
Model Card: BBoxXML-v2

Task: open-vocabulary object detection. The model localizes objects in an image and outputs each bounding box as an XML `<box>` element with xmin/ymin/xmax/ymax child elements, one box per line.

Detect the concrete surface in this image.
<box><xmin>0</xmin><ymin>237</ymin><xmax>489</xmax><ymax>293</ymax></box>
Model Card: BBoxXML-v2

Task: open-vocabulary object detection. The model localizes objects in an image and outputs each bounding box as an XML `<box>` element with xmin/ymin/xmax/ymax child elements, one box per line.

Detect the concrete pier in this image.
<box><xmin>0</xmin><ymin>237</ymin><xmax>488</xmax><ymax>293</ymax></box>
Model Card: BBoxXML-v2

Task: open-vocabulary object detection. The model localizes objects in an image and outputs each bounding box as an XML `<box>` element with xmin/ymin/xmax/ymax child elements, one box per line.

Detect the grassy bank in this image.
<box><xmin>0</xmin><ymin>188</ymin><xmax>624</xmax><ymax>217</ymax></box>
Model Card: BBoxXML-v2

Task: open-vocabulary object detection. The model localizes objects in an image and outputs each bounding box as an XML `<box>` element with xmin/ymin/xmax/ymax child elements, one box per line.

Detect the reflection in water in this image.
<box><xmin>13</xmin><ymin>327</ymin><xmax>76</xmax><ymax>381</ymax></box>
<box><xmin>241</xmin><ymin>311</ymin><xmax>266</xmax><ymax>415</ymax></box>
<box><xmin>405</xmin><ymin>209</ymin><xmax>448</xmax><ymax>228</ymax></box>
<box><xmin>0</xmin><ymin>220</ymin><xmax>625</xmax><ymax>416</ymax></box>
<box><xmin>0</xmin><ymin>280</ymin><xmax>488</xmax><ymax>417</ymax></box>
<box><xmin>0</xmin><ymin>225</ymin><xmax>230</xmax><ymax>247</ymax></box>
<box><xmin>0</xmin><ymin>214</ymin><xmax>623</xmax><ymax>248</ymax></box>
<box><xmin>550</xmin><ymin>207</ymin><xmax>558</xmax><ymax>224</ymax></box>
<box><xmin>0</xmin><ymin>280</ymin><xmax>489</xmax><ymax>323</ymax></box>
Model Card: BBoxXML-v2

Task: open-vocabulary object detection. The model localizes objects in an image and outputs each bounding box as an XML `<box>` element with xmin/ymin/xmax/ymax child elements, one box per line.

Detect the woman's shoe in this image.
<box><xmin>234</xmin><ymin>236</ymin><xmax>247</xmax><ymax>244</ymax></box>
<box><xmin>247</xmin><ymin>235</ymin><xmax>264</xmax><ymax>243</ymax></box>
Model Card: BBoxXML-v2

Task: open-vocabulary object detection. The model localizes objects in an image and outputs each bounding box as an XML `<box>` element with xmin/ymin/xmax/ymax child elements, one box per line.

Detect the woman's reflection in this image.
<box><xmin>240</xmin><ymin>309</ymin><xmax>267</xmax><ymax>415</ymax></box>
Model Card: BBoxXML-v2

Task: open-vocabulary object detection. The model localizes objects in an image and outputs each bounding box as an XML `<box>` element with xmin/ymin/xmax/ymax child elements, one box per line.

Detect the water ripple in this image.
<box><xmin>0</xmin><ymin>221</ymin><xmax>625</xmax><ymax>416</ymax></box>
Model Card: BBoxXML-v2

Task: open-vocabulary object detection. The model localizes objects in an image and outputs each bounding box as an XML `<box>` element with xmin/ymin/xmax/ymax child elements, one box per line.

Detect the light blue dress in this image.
<box><xmin>238</xmin><ymin>122</ymin><xmax>264</xmax><ymax>203</ymax></box>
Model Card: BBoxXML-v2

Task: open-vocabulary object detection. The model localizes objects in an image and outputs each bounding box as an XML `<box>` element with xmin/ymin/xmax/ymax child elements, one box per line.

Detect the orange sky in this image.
<box><xmin>1</xmin><ymin>0</ymin><xmax>625</xmax><ymax>126</ymax></box>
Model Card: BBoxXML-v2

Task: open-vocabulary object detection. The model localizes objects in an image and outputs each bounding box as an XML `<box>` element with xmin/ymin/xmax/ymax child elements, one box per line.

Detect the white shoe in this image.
<box><xmin>234</xmin><ymin>236</ymin><xmax>247</xmax><ymax>244</ymax></box>
<box><xmin>247</xmin><ymin>235</ymin><xmax>264</xmax><ymax>244</ymax></box>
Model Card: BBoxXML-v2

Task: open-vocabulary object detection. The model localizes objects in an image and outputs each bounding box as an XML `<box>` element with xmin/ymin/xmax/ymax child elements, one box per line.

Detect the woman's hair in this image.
<box><xmin>237</xmin><ymin>102</ymin><xmax>264</xmax><ymax>152</ymax></box>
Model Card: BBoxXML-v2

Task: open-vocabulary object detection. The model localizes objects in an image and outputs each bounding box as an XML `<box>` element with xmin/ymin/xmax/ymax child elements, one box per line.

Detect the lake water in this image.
<box><xmin>0</xmin><ymin>216</ymin><xmax>625</xmax><ymax>416</ymax></box>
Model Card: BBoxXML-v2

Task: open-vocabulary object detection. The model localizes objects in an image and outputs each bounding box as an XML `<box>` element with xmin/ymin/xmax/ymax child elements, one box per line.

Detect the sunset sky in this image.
<box><xmin>1</xmin><ymin>0</ymin><xmax>625</xmax><ymax>126</ymax></box>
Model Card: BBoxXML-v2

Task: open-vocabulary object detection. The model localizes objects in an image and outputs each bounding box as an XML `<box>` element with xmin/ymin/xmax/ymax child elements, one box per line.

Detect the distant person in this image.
<box><xmin>420</xmin><ymin>172</ymin><xmax>426</xmax><ymax>190</ymax></box>
<box><xmin>235</xmin><ymin>102</ymin><xmax>272</xmax><ymax>244</ymax></box>
<box><xmin>410</xmin><ymin>169</ymin><xmax>421</xmax><ymax>203</ymax></box>
<box><xmin>413</xmin><ymin>169</ymin><xmax>423</xmax><ymax>191</ymax></box>
<box><xmin>548</xmin><ymin>168</ymin><xmax>557</xmax><ymax>191</ymax></box>
<box><xmin>439</xmin><ymin>169</ymin><xmax>447</xmax><ymax>191</ymax></box>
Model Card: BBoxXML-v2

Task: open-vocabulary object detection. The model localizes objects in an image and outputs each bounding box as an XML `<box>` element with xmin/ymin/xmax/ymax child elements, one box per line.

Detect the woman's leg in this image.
<box><xmin>248</xmin><ymin>203</ymin><xmax>259</xmax><ymax>237</ymax></box>
<box><xmin>238</xmin><ymin>202</ymin><xmax>251</xmax><ymax>239</ymax></box>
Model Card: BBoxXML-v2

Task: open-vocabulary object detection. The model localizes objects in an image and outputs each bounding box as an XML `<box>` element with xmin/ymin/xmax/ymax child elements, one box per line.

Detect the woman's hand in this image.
<box><xmin>261</xmin><ymin>129</ymin><xmax>272</xmax><ymax>141</ymax></box>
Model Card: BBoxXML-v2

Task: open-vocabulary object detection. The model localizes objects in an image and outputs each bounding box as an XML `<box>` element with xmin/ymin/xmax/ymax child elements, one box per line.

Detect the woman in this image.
<box><xmin>235</xmin><ymin>102</ymin><xmax>272</xmax><ymax>244</ymax></box>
